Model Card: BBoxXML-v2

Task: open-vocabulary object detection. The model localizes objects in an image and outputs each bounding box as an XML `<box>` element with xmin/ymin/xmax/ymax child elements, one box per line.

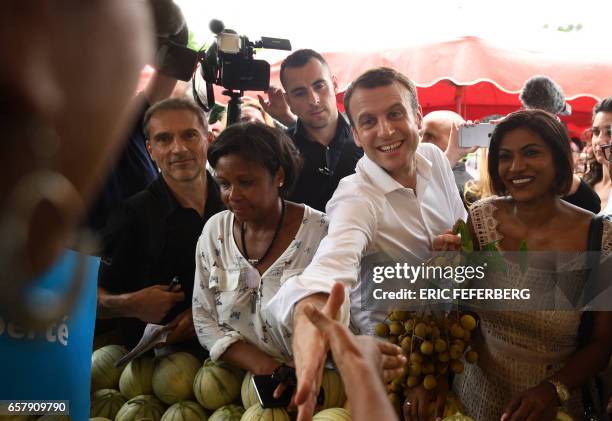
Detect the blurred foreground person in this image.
<box><xmin>0</xmin><ymin>1</ymin><xmax>153</xmax><ymax>419</ymax></box>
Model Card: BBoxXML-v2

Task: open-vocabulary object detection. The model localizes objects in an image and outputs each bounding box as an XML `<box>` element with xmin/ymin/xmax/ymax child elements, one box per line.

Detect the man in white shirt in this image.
<box><xmin>266</xmin><ymin>67</ymin><xmax>466</xmax><ymax>420</ymax></box>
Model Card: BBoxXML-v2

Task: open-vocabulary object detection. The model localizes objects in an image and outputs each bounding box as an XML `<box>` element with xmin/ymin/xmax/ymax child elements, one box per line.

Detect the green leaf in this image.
<box><xmin>482</xmin><ymin>241</ymin><xmax>507</xmax><ymax>274</ymax></box>
<box><xmin>454</xmin><ymin>219</ymin><xmax>474</xmax><ymax>253</ymax></box>
<box><xmin>519</xmin><ymin>240</ymin><xmax>528</xmax><ymax>273</ymax></box>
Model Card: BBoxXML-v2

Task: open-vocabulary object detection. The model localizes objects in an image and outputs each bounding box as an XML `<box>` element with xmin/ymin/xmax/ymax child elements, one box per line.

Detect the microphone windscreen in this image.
<box><xmin>209</xmin><ymin>19</ymin><xmax>225</xmax><ymax>35</ymax></box>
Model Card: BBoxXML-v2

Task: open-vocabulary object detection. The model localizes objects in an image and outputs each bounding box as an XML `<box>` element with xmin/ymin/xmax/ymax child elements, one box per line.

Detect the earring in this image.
<box><xmin>279</xmin><ymin>181</ymin><xmax>284</xmax><ymax>188</ymax></box>
<box><xmin>0</xmin><ymin>170</ymin><xmax>90</xmax><ymax>329</ymax></box>
<box><xmin>0</xmin><ymin>118</ymin><xmax>92</xmax><ymax>329</ymax></box>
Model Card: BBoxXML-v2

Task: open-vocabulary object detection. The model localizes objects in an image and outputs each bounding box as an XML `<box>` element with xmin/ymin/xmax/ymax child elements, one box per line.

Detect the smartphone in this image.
<box><xmin>252</xmin><ymin>375</ymin><xmax>293</xmax><ymax>408</ymax></box>
<box><xmin>459</xmin><ymin>123</ymin><xmax>494</xmax><ymax>148</ymax></box>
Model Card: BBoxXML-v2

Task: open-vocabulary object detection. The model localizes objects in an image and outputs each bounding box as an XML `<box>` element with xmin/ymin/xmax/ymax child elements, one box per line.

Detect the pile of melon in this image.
<box><xmin>88</xmin><ymin>345</ymin><xmax>352</xmax><ymax>421</ymax></box>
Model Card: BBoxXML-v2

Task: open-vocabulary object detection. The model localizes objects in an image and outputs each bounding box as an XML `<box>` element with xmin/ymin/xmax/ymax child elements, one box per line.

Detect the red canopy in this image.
<box><xmin>268</xmin><ymin>36</ymin><xmax>611</xmax><ymax>138</ymax></box>
<box><xmin>138</xmin><ymin>36</ymin><xmax>611</xmax><ymax>138</ymax></box>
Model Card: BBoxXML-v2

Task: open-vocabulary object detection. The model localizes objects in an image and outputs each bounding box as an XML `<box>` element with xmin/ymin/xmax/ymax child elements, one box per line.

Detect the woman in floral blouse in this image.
<box><xmin>193</xmin><ymin>122</ymin><xmax>329</xmax><ymax>375</ymax></box>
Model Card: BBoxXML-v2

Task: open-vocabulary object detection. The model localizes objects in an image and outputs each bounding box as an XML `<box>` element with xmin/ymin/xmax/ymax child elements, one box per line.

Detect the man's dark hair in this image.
<box><xmin>593</xmin><ymin>96</ymin><xmax>612</xmax><ymax>120</ymax></box>
<box><xmin>279</xmin><ymin>49</ymin><xmax>330</xmax><ymax>89</ymax></box>
<box><xmin>143</xmin><ymin>97</ymin><xmax>208</xmax><ymax>139</ymax></box>
<box><xmin>488</xmin><ymin>109</ymin><xmax>573</xmax><ymax>196</ymax></box>
<box><xmin>208</xmin><ymin>123</ymin><xmax>303</xmax><ymax>197</ymax></box>
<box><xmin>343</xmin><ymin>67</ymin><xmax>419</xmax><ymax>127</ymax></box>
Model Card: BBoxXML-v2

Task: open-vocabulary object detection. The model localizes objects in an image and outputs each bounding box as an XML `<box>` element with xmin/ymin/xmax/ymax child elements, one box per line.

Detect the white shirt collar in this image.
<box><xmin>356</xmin><ymin>147</ymin><xmax>433</xmax><ymax>195</ymax></box>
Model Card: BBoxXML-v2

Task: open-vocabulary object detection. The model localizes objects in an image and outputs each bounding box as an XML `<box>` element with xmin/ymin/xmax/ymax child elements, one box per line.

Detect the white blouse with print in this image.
<box><xmin>192</xmin><ymin>205</ymin><xmax>328</xmax><ymax>362</ymax></box>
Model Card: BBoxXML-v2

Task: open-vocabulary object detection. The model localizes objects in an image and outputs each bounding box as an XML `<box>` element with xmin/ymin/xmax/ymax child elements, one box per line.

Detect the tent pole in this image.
<box><xmin>455</xmin><ymin>85</ymin><xmax>465</xmax><ymax>116</ymax></box>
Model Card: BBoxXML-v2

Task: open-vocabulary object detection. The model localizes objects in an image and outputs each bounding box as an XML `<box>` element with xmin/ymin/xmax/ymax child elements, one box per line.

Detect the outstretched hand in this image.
<box><xmin>303</xmin><ymin>284</ymin><xmax>405</xmax><ymax>382</ymax></box>
<box><xmin>303</xmin><ymin>282</ymin><xmax>404</xmax><ymax>421</ymax></box>
<box><xmin>291</xmin><ymin>285</ymin><xmax>344</xmax><ymax>421</ymax></box>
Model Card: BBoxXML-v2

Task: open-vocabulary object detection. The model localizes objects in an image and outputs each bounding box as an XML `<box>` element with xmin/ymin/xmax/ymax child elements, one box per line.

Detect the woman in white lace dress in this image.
<box><xmin>437</xmin><ymin>110</ymin><xmax>612</xmax><ymax>421</ymax></box>
<box><xmin>192</xmin><ymin>123</ymin><xmax>329</xmax><ymax>375</ymax></box>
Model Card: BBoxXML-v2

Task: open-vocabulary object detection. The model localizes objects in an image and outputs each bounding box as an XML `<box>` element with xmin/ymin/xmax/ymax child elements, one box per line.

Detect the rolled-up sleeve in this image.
<box><xmin>266</xmin><ymin>188</ymin><xmax>378</xmax><ymax>331</ymax></box>
<box><xmin>192</xmin><ymin>232</ymin><xmax>244</xmax><ymax>361</ymax></box>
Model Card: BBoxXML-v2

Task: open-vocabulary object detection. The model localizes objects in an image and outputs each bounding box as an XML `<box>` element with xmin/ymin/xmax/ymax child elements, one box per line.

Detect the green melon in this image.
<box><xmin>115</xmin><ymin>394</ymin><xmax>166</xmax><ymax>421</ymax></box>
<box><xmin>90</xmin><ymin>418</ymin><xmax>111</xmax><ymax>421</ymax></box>
<box><xmin>160</xmin><ymin>400</ymin><xmax>209</xmax><ymax>421</ymax></box>
<box><xmin>90</xmin><ymin>388</ymin><xmax>126</xmax><ymax>419</ymax></box>
<box><xmin>91</xmin><ymin>344</ymin><xmax>128</xmax><ymax>391</ymax></box>
<box><xmin>119</xmin><ymin>356</ymin><xmax>155</xmax><ymax>399</ymax></box>
<box><xmin>193</xmin><ymin>359</ymin><xmax>242</xmax><ymax>411</ymax></box>
<box><xmin>207</xmin><ymin>404</ymin><xmax>244</xmax><ymax>421</ymax></box>
<box><xmin>312</xmin><ymin>408</ymin><xmax>351</xmax><ymax>421</ymax></box>
<box><xmin>320</xmin><ymin>369</ymin><xmax>346</xmax><ymax>409</ymax></box>
<box><xmin>241</xmin><ymin>372</ymin><xmax>259</xmax><ymax>409</ymax></box>
<box><xmin>152</xmin><ymin>352</ymin><xmax>200</xmax><ymax>405</ymax></box>
<box><xmin>241</xmin><ymin>404</ymin><xmax>291</xmax><ymax>421</ymax></box>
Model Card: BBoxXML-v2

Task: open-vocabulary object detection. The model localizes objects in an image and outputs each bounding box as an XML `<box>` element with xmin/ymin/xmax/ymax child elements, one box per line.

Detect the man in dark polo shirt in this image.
<box><xmin>280</xmin><ymin>49</ymin><xmax>363</xmax><ymax>212</ymax></box>
<box><xmin>96</xmin><ymin>98</ymin><xmax>224</xmax><ymax>348</ymax></box>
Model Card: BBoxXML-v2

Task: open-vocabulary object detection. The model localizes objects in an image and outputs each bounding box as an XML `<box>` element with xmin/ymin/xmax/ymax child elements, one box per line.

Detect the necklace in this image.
<box><xmin>241</xmin><ymin>198</ymin><xmax>286</xmax><ymax>266</ymax></box>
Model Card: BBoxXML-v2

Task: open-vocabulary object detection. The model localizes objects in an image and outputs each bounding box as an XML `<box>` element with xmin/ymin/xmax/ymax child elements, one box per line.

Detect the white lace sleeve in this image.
<box><xmin>469</xmin><ymin>196</ymin><xmax>503</xmax><ymax>249</ymax></box>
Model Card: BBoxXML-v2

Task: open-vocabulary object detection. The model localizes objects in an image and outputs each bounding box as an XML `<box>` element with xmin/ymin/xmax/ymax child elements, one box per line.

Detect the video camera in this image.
<box><xmin>194</xmin><ymin>20</ymin><xmax>291</xmax><ymax>125</ymax></box>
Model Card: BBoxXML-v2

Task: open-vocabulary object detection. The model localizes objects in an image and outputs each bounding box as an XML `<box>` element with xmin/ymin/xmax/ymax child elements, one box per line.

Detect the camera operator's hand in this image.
<box><xmin>258</xmin><ymin>87</ymin><xmax>297</xmax><ymax>128</ymax></box>
<box><xmin>149</xmin><ymin>0</ymin><xmax>196</xmax><ymax>81</ymax></box>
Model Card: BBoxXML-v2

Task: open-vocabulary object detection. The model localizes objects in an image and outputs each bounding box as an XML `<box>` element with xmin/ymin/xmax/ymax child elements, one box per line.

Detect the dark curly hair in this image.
<box><xmin>208</xmin><ymin>123</ymin><xmax>303</xmax><ymax>197</ymax></box>
<box><xmin>488</xmin><ymin>109</ymin><xmax>573</xmax><ymax>196</ymax></box>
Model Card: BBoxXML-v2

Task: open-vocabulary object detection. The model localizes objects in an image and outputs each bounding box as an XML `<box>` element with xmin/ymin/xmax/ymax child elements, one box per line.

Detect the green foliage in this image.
<box><xmin>543</xmin><ymin>23</ymin><xmax>583</xmax><ymax>32</ymax></box>
<box><xmin>187</xmin><ymin>31</ymin><xmax>205</xmax><ymax>51</ymax></box>
<box><xmin>557</xmin><ymin>23</ymin><xmax>583</xmax><ymax>32</ymax></box>
<box><xmin>454</xmin><ymin>220</ymin><xmax>474</xmax><ymax>253</ymax></box>
<box><xmin>518</xmin><ymin>240</ymin><xmax>528</xmax><ymax>273</ymax></box>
